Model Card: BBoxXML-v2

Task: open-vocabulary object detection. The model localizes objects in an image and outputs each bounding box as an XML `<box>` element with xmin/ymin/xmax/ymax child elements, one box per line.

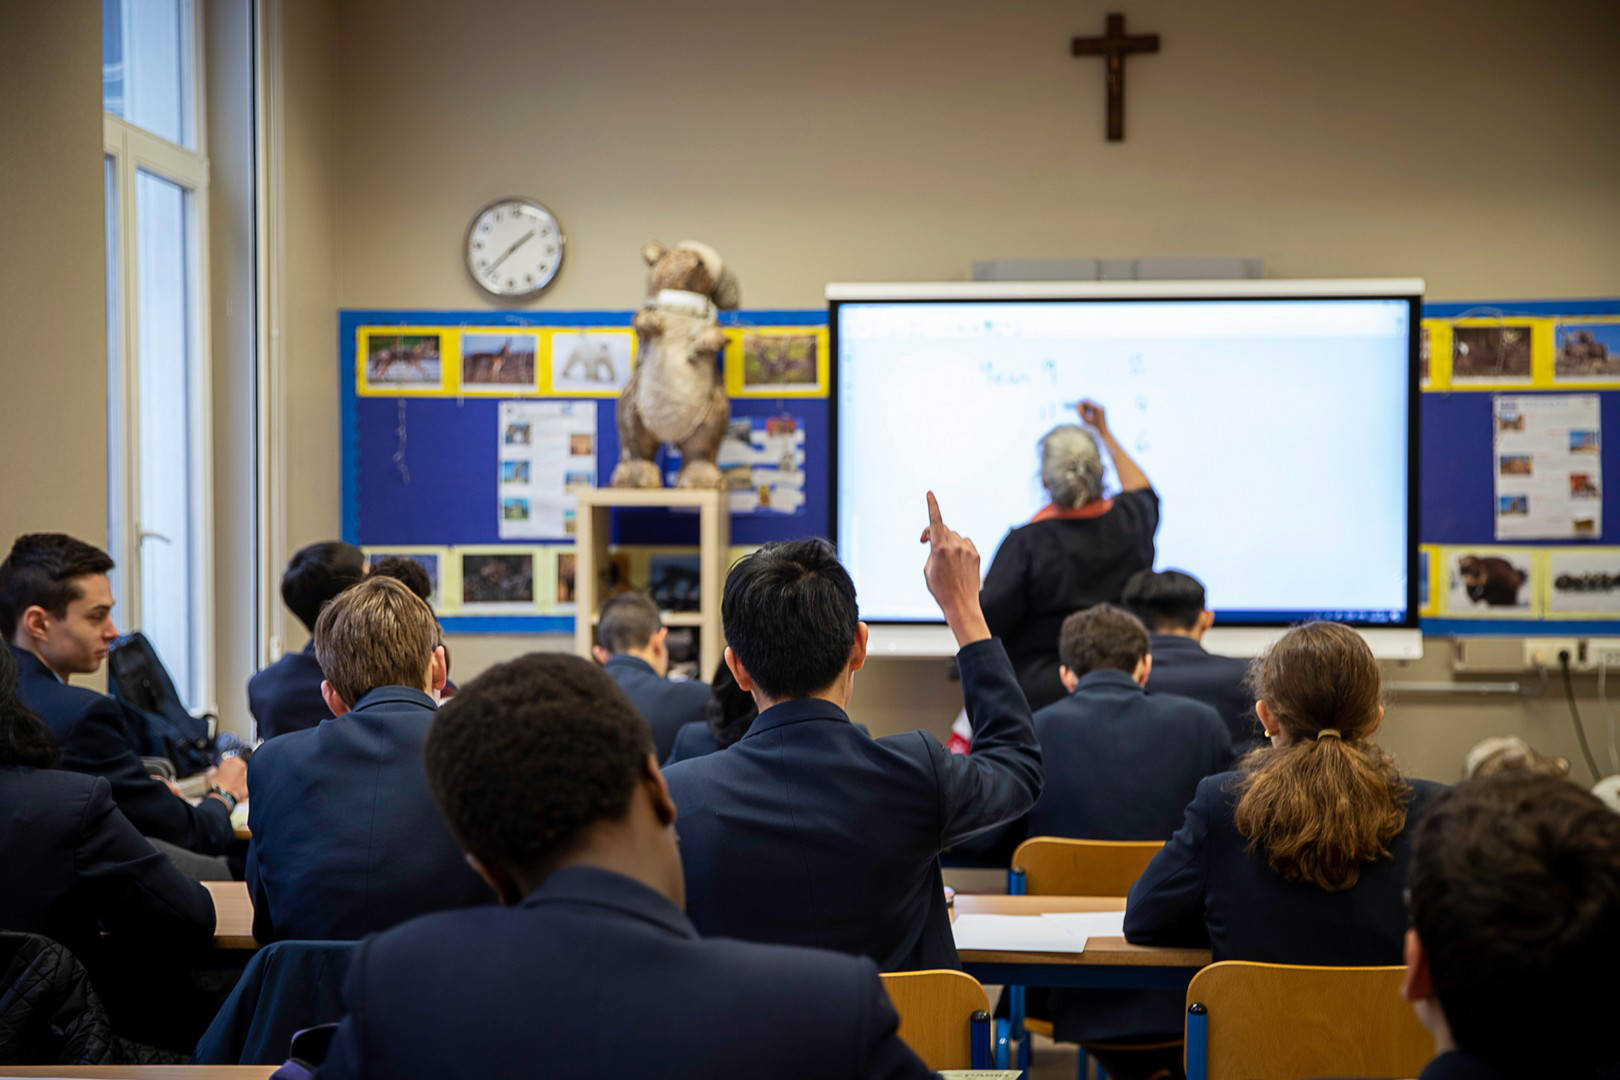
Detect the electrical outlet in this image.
<box><xmin>1587</xmin><ymin>638</ymin><xmax>1620</xmax><ymax>669</ymax></box>
<box><xmin>1524</xmin><ymin>638</ymin><xmax>1580</xmax><ymax>670</ymax></box>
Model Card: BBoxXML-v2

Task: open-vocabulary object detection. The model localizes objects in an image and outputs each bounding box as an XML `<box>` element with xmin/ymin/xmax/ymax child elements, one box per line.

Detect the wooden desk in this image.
<box><xmin>2</xmin><ymin>1069</ymin><xmax>274</xmax><ymax>1078</ymax></box>
<box><xmin>953</xmin><ymin>894</ymin><xmax>1211</xmax><ymax>989</ymax></box>
<box><xmin>233</xmin><ymin>822</ymin><xmax>252</xmax><ymax>841</ymax></box>
<box><xmin>204</xmin><ymin>880</ymin><xmax>259</xmax><ymax>950</ymax></box>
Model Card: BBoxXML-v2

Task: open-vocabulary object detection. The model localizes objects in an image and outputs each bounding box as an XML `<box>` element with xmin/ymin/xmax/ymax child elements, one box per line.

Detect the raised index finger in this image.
<box><xmin>925</xmin><ymin>491</ymin><xmax>945</xmax><ymax>537</ymax></box>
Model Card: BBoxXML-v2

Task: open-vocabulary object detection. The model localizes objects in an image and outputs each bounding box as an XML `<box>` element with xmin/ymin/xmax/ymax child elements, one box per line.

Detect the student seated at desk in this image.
<box><xmin>0</xmin><ymin>644</ymin><xmax>216</xmax><ymax>1054</ymax></box>
<box><xmin>1</xmin><ymin>533</ymin><xmax>244</xmax><ymax>860</ymax></box>
<box><xmin>248</xmin><ymin>541</ymin><xmax>364</xmax><ymax>740</ymax></box>
<box><xmin>1125</xmin><ymin>622</ymin><xmax>1443</xmax><ymax>966</ymax></box>
<box><xmin>245</xmin><ymin>577</ymin><xmax>487</xmax><ymax>942</ymax></box>
<box><xmin>312</xmin><ymin>652</ymin><xmax>932</xmax><ymax>1079</ymax></box>
<box><xmin>591</xmin><ymin>591</ymin><xmax>713</xmax><ymax>762</ymax></box>
<box><xmin>1402</xmin><ymin>773</ymin><xmax>1620</xmax><ymax>1079</ymax></box>
<box><xmin>665</xmin><ymin>655</ymin><xmax>755</xmax><ymax>763</ymax></box>
<box><xmin>663</xmin><ymin>494</ymin><xmax>1043</xmax><ymax>971</ymax></box>
<box><xmin>1122</xmin><ymin>568</ymin><xmax>1262</xmax><ymax>751</ymax></box>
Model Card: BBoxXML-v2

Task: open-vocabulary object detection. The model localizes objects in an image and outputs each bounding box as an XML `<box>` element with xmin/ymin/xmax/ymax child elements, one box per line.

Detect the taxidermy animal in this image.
<box><xmin>611</xmin><ymin>240</ymin><xmax>740</xmax><ymax>489</ymax></box>
<box><xmin>1458</xmin><ymin>555</ymin><xmax>1526</xmax><ymax>606</ymax></box>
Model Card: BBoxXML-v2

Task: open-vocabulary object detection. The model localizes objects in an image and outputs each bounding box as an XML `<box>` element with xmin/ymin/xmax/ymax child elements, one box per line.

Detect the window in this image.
<box><xmin>104</xmin><ymin>0</ymin><xmax>214</xmax><ymax>711</ymax></box>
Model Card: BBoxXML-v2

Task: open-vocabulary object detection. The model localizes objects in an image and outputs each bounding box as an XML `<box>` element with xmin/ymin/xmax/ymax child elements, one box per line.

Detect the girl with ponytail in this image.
<box><xmin>1124</xmin><ymin>621</ymin><xmax>1444</xmax><ymax>967</ymax></box>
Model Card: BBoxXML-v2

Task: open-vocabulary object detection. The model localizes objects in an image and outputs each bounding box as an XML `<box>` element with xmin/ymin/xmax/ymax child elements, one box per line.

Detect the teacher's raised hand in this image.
<box><xmin>919</xmin><ymin>491</ymin><xmax>992</xmax><ymax>648</ymax></box>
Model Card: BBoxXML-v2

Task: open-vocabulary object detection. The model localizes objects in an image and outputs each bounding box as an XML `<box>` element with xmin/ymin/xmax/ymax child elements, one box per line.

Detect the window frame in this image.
<box><xmin>103</xmin><ymin>0</ymin><xmax>217</xmax><ymax>714</ymax></box>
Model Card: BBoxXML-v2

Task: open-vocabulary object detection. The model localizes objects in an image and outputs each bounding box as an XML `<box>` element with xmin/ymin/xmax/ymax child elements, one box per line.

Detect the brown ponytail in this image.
<box><xmin>1233</xmin><ymin>622</ymin><xmax>1412</xmax><ymax>892</ymax></box>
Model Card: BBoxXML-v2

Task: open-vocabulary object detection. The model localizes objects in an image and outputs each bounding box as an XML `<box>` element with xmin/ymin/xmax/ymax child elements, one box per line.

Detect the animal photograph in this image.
<box><xmin>1555</xmin><ymin>325</ymin><xmax>1620</xmax><ymax>379</ymax></box>
<box><xmin>366</xmin><ymin>333</ymin><xmax>443</xmax><ymax>387</ymax></box>
<box><xmin>462</xmin><ymin>334</ymin><xmax>538</xmax><ymax>390</ymax></box>
<box><xmin>552</xmin><ymin>331</ymin><xmax>632</xmax><ymax>393</ymax></box>
<box><xmin>1452</xmin><ymin>326</ymin><xmax>1531</xmax><ymax>379</ymax></box>
<box><xmin>462</xmin><ymin>552</ymin><xmax>535</xmax><ymax>606</ymax></box>
<box><xmin>1450</xmin><ymin>552</ymin><xmax>1531</xmax><ymax>612</ymax></box>
<box><xmin>555</xmin><ymin>552</ymin><xmax>577</xmax><ymax>605</ymax></box>
<box><xmin>742</xmin><ymin>333</ymin><xmax>818</xmax><ymax>389</ymax></box>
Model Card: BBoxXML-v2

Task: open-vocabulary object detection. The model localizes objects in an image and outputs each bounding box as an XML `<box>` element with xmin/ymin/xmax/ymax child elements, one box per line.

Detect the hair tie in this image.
<box><xmin>1316</xmin><ymin>728</ymin><xmax>1343</xmax><ymax>740</ymax></box>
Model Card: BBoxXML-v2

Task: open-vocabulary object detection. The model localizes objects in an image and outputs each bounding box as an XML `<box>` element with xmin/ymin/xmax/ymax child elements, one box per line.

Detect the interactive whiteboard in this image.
<box><xmin>829</xmin><ymin>280</ymin><xmax>1421</xmax><ymax>629</ymax></box>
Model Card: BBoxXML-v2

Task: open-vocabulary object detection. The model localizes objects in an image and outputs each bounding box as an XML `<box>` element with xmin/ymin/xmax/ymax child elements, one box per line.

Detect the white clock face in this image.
<box><xmin>466</xmin><ymin>198</ymin><xmax>564</xmax><ymax>298</ymax></box>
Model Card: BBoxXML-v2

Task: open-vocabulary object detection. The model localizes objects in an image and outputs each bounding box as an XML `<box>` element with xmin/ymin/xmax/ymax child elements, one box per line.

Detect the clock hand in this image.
<box><xmin>488</xmin><ymin>229</ymin><xmax>537</xmax><ymax>272</ymax></box>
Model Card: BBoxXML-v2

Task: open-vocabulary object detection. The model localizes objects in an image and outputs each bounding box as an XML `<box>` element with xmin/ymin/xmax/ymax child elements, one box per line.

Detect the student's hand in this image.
<box><xmin>919</xmin><ymin>491</ymin><xmax>992</xmax><ymax>648</ymax></box>
<box><xmin>1076</xmin><ymin>400</ymin><xmax>1109</xmax><ymax>434</ymax></box>
<box><xmin>208</xmin><ymin>755</ymin><xmax>249</xmax><ymax>802</ymax></box>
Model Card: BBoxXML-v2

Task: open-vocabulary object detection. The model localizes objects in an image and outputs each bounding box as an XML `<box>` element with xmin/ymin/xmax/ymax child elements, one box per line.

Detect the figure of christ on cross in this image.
<box><xmin>1072</xmin><ymin>12</ymin><xmax>1160</xmax><ymax>141</ymax></box>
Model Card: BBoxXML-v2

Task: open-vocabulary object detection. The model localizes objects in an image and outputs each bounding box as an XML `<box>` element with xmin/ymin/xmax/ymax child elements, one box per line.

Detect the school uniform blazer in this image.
<box><xmin>0</xmin><ymin>765</ymin><xmax>215</xmax><ymax>964</ymax></box>
<box><xmin>247</xmin><ymin>641</ymin><xmax>331</xmax><ymax>741</ymax></box>
<box><xmin>11</xmin><ymin>645</ymin><xmax>234</xmax><ymax>855</ymax></box>
<box><xmin>317</xmin><ymin>866</ymin><xmax>932</xmax><ymax>1080</ymax></box>
<box><xmin>665</xmin><ymin>720</ymin><xmax>720</xmax><ymax>763</ymax></box>
<box><xmin>244</xmin><ymin>686</ymin><xmax>489</xmax><ymax>942</ymax></box>
<box><xmin>1124</xmin><ymin>770</ymin><xmax>1445</xmax><ymax>963</ymax></box>
<box><xmin>664</xmin><ymin>637</ymin><xmax>1043</xmax><ymax>972</ymax></box>
<box><xmin>602</xmin><ymin>654</ymin><xmax>714</xmax><ymax>762</ymax></box>
<box><xmin>1144</xmin><ymin>634</ymin><xmax>1263</xmax><ymax>752</ymax></box>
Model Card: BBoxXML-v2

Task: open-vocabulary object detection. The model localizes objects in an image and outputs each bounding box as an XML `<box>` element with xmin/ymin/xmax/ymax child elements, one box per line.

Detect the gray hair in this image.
<box><xmin>1039</xmin><ymin>425</ymin><xmax>1104</xmax><ymax>508</ymax></box>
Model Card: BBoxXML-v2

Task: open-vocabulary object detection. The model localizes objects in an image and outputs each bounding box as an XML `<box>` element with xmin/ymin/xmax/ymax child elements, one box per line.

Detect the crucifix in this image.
<box><xmin>1072</xmin><ymin>12</ymin><xmax>1160</xmax><ymax>141</ymax></box>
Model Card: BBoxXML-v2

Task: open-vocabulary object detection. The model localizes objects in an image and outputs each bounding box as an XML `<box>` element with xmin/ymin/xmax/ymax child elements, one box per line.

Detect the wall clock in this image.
<box><xmin>465</xmin><ymin>197</ymin><xmax>564</xmax><ymax>299</ymax></box>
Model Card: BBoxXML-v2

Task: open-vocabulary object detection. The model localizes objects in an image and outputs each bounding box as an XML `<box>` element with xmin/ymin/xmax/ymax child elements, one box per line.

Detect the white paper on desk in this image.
<box><xmin>950</xmin><ymin>911</ymin><xmax>1126</xmax><ymax>953</ymax></box>
<box><xmin>938</xmin><ymin>1072</ymin><xmax>1025</xmax><ymax>1079</ymax></box>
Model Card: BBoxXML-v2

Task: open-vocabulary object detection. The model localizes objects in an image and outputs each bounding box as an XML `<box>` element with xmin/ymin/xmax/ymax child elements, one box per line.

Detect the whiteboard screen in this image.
<box><xmin>830</xmin><ymin>286</ymin><xmax>1418</xmax><ymax>626</ymax></box>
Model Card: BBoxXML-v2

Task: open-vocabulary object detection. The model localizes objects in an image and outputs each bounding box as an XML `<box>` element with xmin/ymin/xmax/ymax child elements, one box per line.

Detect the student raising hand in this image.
<box><xmin>920</xmin><ymin>491</ymin><xmax>992</xmax><ymax>647</ymax></box>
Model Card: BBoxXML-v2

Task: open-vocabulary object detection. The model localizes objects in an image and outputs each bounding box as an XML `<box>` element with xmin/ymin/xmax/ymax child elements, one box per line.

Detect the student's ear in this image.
<box><xmin>1256</xmin><ymin>699</ymin><xmax>1279</xmax><ymax>739</ymax></box>
<box><xmin>591</xmin><ymin>644</ymin><xmax>612</xmax><ymax>666</ymax></box>
<box><xmin>1197</xmin><ymin>609</ymin><xmax>1215</xmax><ymax>635</ymax></box>
<box><xmin>1058</xmin><ymin>665</ymin><xmax>1079</xmax><ymax>693</ymax></box>
<box><xmin>1400</xmin><ymin>928</ymin><xmax>1433</xmax><ymax>1003</ymax></box>
<box><xmin>1370</xmin><ymin>703</ymin><xmax>1386</xmax><ymax>736</ymax></box>
<box><xmin>1134</xmin><ymin>653</ymin><xmax>1153</xmax><ymax>686</ymax></box>
<box><xmin>643</xmin><ymin>752</ymin><xmax>677</xmax><ymax>828</ymax></box>
<box><xmin>19</xmin><ymin>605</ymin><xmax>51</xmax><ymax>644</ymax></box>
<box><xmin>429</xmin><ymin>645</ymin><xmax>448</xmax><ymax>694</ymax></box>
<box><xmin>723</xmin><ymin>646</ymin><xmax>756</xmax><ymax>693</ymax></box>
<box><xmin>651</xmin><ymin>626</ymin><xmax>670</xmax><ymax>659</ymax></box>
<box><xmin>320</xmin><ymin>680</ymin><xmax>353</xmax><ymax>718</ymax></box>
<box><xmin>847</xmin><ymin>622</ymin><xmax>869</xmax><ymax>675</ymax></box>
<box><xmin>465</xmin><ymin>852</ymin><xmax>522</xmax><ymax>906</ymax></box>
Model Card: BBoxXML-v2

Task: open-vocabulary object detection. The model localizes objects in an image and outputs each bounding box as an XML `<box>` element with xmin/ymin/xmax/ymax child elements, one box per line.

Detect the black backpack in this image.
<box><xmin>107</xmin><ymin>632</ymin><xmax>216</xmax><ymax>778</ymax></box>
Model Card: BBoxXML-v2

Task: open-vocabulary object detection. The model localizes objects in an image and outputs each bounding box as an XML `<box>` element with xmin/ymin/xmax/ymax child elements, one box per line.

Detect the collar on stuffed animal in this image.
<box><xmin>648</xmin><ymin>289</ymin><xmax>716</xmax><ymax>320</ymax></box>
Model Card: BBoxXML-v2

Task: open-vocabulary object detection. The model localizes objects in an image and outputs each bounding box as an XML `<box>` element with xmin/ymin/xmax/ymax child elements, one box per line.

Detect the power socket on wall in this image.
<box><xmin>1523</xmin><ymin>639</ymin><xmax>1580</xmax><ymax>670</ymax></box>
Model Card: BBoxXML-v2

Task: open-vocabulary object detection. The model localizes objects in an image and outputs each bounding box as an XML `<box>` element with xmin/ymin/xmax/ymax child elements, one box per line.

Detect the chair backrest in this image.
<box><xmin>193</xmin><ymin>940</ymin><xmax>358</xmax><ymax>1064</ymax></box>
<box><xmin>1184</xmin><ymin>961</ymin><xmax>1434</xmax><ymax>1080</ymax></box>
<box><xmin>1012</xmin><ymin>836</ymin><xmax>1165</xmax><ymax>896</ymax></box>
<box><xmin>880</xmin><ymin>969</ymin><xmax>991</xmax><ymax>1071</ymax></box>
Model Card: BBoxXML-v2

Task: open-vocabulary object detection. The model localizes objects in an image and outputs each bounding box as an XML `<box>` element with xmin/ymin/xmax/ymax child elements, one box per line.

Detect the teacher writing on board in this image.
<box><xmin>980</xmin><ymin>400</ymin><xmax>1158</xmax><ymax>711</ymax></box>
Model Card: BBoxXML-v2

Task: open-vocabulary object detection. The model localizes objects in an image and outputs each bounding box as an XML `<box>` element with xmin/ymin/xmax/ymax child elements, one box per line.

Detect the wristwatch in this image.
<box><xmin>209</xmin><ymin>786</ymin><xmax>239</xmax><ymax>812</ymax></box>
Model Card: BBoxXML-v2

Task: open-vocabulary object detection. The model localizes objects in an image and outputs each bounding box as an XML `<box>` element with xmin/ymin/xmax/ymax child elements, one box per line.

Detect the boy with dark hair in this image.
<box><xmin>1121</xmin><ymin>568</ymin><xmax>1260</xmax><ymax>751</ymax></box>
<box><xmin>1403</xmin><ymin>772</ymin><xmax>1620</xmax><ymax>1078</ymax></box>
<box><xmin>1017</xmin><ymin>603</ymin><xmax>1231</xmax><ymax>1053</ymax></box>
<box><xmin>662</xmin><ymin>494</ymin><xmax>1043</xmax><ymax>971</ymax></box>
<box><xmin>248</xmin><ymin>540</ymin><xmax>365</xmax><ymax>740</ymax></box>
<box><xmin>245</xmin><ymin>577</ymin><xmax>487</xmax><ymax>942</ymax></box>
<box><xmin>2</xmin><ymin>532</ymin><xmax>243</xmax><ymax>856</ymax></box>
<box><xmin>314</xmin><ymin>652</ymin><xmax>932</xmax><ymax>1079</ymax></box>
<box><xmin>590</xmin><ymin>591</ymin><xmax>713</xmax><ymax>761</ymax></box>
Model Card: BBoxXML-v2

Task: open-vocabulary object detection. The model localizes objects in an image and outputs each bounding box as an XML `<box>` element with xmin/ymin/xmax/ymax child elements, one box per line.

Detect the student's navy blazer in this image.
<box><xmin>11</xmin><ymin>645</ymin><xmax>234</xmax><ymax>854</ymax></box>
<box><xmin>665</xmin><ymin>720</ymin><xmax>720</xmax><ymax>763</ymax></box>
<box><xmin>244</xmin><ymin>686</ymin><xmax>488</xmax><ymax>942</ymax></box>
<box><xmin>247</xmin><ymin>641</ymin><xmax>331</xmax><ymax>741</ymax></box>
<box><xmin>1028</xmin><ymin>669</ymin><xmax>1232</xmax><ymax>841</ymax></box>
<box><xmin>317</xmin><ymin>866</ymin><xmax>932</xmax><ymax>1080</ymax></box>
<box><xmin>1126</xmin><ymin>770</ymin><xmax>1445</xmax><ymax>963</ymax></box>
<box><xmin>0</xmin><ymin>765</ymin><xmax>215</xmax><ymax>964</ymax></box>
<box><xmin>1145</xmin><ymin>634</ymin><xmax>1262</xmax><ymax>751</ymax></box>
<box><xmin>664</xmin><ymin>638</ymin><xmax>1043</xmax><ymax>972</ymax></box>
<box><xmin>602</xmin><ymin>654</ymin><xmax>713</xmax><ymax>762</ymax></box>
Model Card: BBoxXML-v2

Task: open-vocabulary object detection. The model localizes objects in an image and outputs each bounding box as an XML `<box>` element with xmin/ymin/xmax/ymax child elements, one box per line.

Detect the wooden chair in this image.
<box><xmin>1183</xmin><ymin>962</ymin><xmax>1434</xmax><ymax>1080</ymax></box>
<box><xmin>1006</xmin><ymin>837</ymin><xmax>1170</xmax><ymax>1080</ymax></box>
<box><xmin>880</xmin><ymin>969</ymin><xmax>993</xmax><ymax>1071</ymax></box>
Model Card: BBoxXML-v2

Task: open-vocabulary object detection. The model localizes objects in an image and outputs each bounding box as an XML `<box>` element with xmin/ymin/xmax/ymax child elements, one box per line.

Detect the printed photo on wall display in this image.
<box><xmin>1452</xmin><ymin>325</ymin><xmax>1532</xmax><ymax>382</ymax></box>
<box><xmin>365</xmin><ymin>332</ymin><xmax>445</xmax><ymax>390</ymax></box>
<box><xmin>554</xmin><ymin>551</ymin><xmax>578</xmax><ymax>609</ymax></box>
<box><xmin>363</xmin><ymin>549</ymin><xmax>447</xmax><ymax>612</ymax></box>
<box><xmin>1554</xmin><ymin>323</ymin><xmax>1620</xmax><ymax>383</ymax></box>
<box><xmin>1442</xmin><ymin>548</ymin><xmax>1538</xmax><ymax>617</ymax></box>
<box><xmin>1547</xmin><ymin>549</ymin><xmax>1620</xmax><ymax>616</ymax></box>
<box><xmin>1419</xmin><ymin>325</ymin><xmax>1430</xmax><ymax>387</ymax></box>
<box><xmin>461</xmin><ymin>333</ymin><xmax>539</xmax><ymax>394</ymax></box>
<box><xmin>550</xmin><ymin>330</ymin><xmax>633</xmax><ymax>394</ymax></box>
<box><xmin>459</xmin><ymin>550</ymin><xmax>538</xmax><ymax>611</ymax></box>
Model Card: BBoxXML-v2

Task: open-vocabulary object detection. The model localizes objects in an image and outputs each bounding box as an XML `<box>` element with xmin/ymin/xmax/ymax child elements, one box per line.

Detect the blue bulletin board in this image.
<box><xmin>340</xmin><ymin>308</ymin><xmax>827</xmax><ymax>633</ymax></box>
<box><xmin>343</xmin><ymin>298</ymin><xmax>1620</xmax><ymax>635</ymax></box>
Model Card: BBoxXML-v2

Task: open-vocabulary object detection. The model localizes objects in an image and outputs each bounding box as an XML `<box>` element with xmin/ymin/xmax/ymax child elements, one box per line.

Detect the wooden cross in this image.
<box><xmin>1072</xmin><ymin>12</ymin><xmax>1160</xmax><ymax>141</ymax></box>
